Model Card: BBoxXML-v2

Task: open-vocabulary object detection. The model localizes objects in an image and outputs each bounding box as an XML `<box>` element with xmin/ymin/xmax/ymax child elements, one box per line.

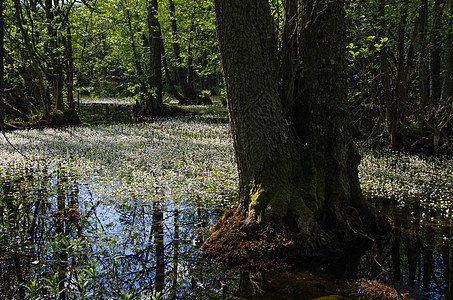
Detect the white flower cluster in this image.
<box><xmin>2</xmin><ymin>122</ymin><xmax>451</xmax><ymax>219</ymax></box>
<box><xmin>358</xmin><ymin>148</ymin><xmax>453</xmax><ymax>214</ymax></box>
<box><xmin>0</xmin><ymin>117</ymin><xmax>238</xmax><ymax>212</ymax></box>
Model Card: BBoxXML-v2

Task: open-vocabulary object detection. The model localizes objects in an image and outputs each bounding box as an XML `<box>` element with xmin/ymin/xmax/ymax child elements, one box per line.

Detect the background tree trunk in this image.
<box><xmin>13</xmin><ymin>0</ymin><xmax>51</xmax><ymax>122</ymax></box>
<box><xmin>441</xmin><ymin>0</ymin><xmax>453</xmax><ymax>102</ymax></box>
<box><xmin>62</xmin><ymin>4</ymin><xmax>75</xmax><ymax>110</ymax></box>
<box><xmin>430</xmin><ymin>0</ymin><xmax>444</xmax><ymax>105</ymax></box>
<box><xmin>146</xmin><ymin>0</ymin><xmax>164</xmax><ymax>114</ymax></box>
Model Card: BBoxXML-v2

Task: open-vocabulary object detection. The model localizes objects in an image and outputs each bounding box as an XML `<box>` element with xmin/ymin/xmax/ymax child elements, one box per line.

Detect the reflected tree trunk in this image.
<box><xmin>171</xmin><ymin>204</ymin><xmax>179</xmax><ymax>298</ymax></box>
<box><xmin>56</xmin><ymin>170</ymin><xmax>68</xmax><ymax>300</ymax></box>
<box><xmin>422</xmin><ymin>223</ymin><xmax>434</xmax><ymax>295</ymax></box>
<box><xmin>152</xmin><ymin>200</ymin><xmax>165</xmax><ymax>293</ymax></box>
<box><xmin>443</xmin><ymin>223</ymin><xmax>453</xmax><ymax>299</ymax></box>
<box><xmin>391</xmin><ymin>231</ymin><xmax>402</xmax><ymax>282</ymax></box>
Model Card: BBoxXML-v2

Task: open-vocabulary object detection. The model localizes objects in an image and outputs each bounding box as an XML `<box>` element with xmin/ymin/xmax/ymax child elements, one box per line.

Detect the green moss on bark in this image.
<box><xmin>248</xmin><ymin>134</ymin><xmax>358</xmax><ymax>225</ymax></box>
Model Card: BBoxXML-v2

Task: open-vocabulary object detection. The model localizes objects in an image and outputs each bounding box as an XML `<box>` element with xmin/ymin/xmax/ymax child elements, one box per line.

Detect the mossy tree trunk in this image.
<box><xmin>204</xmin><ymin>0</ymin><xmax>386</xmax><ymax>261</ymax></box>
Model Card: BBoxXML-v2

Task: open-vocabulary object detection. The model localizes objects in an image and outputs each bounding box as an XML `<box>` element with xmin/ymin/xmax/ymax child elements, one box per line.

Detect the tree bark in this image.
<box><xmin>441</xmin><ymin>0</ymin><xmax>453</xmax><ymax>102</ymax></box>
<box><xmin>280</xmin><ymin>0</ymin><xmax>298</xmax><ymax>113</ymax></box>
<box><xmin>145</xmin><ymin>0</ymin><xmax>164</xmax><ymax>114</ymax></box>
<box><xmin>430</xmin><ymin>0</ymin><xmax>444</xmax><ymax>105</ymax></box>
<box><xmin>0</xmin><ymin>0</ymin><xmax>4</xmax><ymax>128</ymax></box>
<box><xmin>213</xmin><ymin>0</ymin><xmax>292</xmax><ymax>217</ymax></box>
<box><xmin>203</xmin><ymin>0</ymin><xmax>387</xmax><ymax>262</ymax></box>
<box><xmin>62</xmin><ymin>4</ymin><xmax>75</xmax><ymax>110</ymax></box>
<box><xmin>45</xmin><ymin>0</ymin><xmax>64</xmax><ymax>110</ymax></box>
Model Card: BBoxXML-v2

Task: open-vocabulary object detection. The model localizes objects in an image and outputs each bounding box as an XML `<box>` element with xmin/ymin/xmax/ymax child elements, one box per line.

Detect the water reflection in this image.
<box><xmin>0</xmin><ymin>166</ymin><xmax>452</xmax><ymax>299</ymax></box>
<box><xmin>366</xmin><ymin>197</ymin><xmax>453</xmax><ymax>299</ymax></box>
<box><xmin>0</xmin><ymin>166</ymin><xmax>241</xmax><ymax>299</ymax></box>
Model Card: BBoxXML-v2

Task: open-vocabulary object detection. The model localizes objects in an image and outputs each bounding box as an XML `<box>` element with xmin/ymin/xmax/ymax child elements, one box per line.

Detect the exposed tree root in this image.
<box><xmin>200</xmin><ymin>205</ymin><xmax>390</xmax><ymax>270</ymax></box>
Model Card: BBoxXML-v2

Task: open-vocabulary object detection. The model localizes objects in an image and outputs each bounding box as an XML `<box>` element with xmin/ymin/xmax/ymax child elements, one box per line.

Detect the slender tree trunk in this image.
<box><xmin>13</xmin><ymin>0</ymin><xmax>51</xmax><ymax>122</ymax></box>
<box><xmin>146</xmin><ymin>0</ymin><xmax>164</xmax><ymax>114</ymax></box>
<box><xmin>45</xmin><ymin>0</ymin><xmax>64</xmax><ymax>110</ymax></box>
<box><xmin>186</xmin><ymin>9</ymin><xmax>197</xmax><ymax>97</ymax></box>
<box><xmin>0</xmin><ymin>0</ymin><xmax>4</xmax><ymax>127</ymax></box>
<box><xmin>63</xmin><ymin>7</ymin><xmax>75</xmax><ymax>110</ymax></box>
<box><xmin>441</xmin><ymin>0</ymin><xmax>453</xmax><ymax>102</ymax></box>
<box><xmin>419</xmin><ymin>0</ymin><xmax>430</xmax><ymax>107</ymax></box>
<box><xmin>430</xmin><ymin>0</ymin><xmax>444</xmax><ymax>105</ymax></box>
<box><xmin>162</xmin><ymin>48</ymin><xmax>186</xmax><ymax>103</ymax></box>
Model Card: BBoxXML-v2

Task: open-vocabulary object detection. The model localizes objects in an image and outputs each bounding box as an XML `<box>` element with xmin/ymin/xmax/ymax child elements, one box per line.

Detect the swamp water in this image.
<box><xmin>1</xmin><ymin>115</ymin><xmax>452</xmax><ymax>299</ymax></box>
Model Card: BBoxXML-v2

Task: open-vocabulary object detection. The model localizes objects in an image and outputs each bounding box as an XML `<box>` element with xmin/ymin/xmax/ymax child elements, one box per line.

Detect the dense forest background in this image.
<box><xmin>1</xmin><ymin>0</ymin><xmax>453</xmax><ymax>153</ymax></box>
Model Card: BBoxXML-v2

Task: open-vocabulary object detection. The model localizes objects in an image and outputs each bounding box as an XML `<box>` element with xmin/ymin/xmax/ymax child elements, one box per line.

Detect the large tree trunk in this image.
<box><xmin>202</xmin><ymin>0</ymin><xmax>387</xmax><ymax>264</ymax></box>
